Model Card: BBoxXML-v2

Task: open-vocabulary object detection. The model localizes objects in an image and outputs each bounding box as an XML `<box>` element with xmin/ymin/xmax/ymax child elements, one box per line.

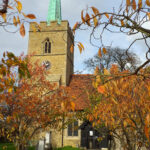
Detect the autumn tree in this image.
<box><xmin>74</xmin><ymin>0</ymin><xmax>150</xmax><ymax>74</ymax></box>
<box><xmin>84</xmin><ymin>47</ymin><xmax>140</xmax><ymax>72</ymax></box>
<box><xmin>0</xmin><ymin>56</ymin><xmax>74</xmax><ymax>150</ymax></box>
<box><xmin>72</xmin><ymin>2</ymin><xmax>150</xmax><ymax>148</ymax></box>
<box><xmin>85</xmin><ymin>65</ymin><xmax>150</xmax><ymax>150</ymax></box>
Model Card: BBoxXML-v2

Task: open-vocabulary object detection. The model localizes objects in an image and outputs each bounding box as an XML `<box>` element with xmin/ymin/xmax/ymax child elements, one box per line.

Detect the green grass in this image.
<box><xmin>0</xmin><ymin>143</ymin><xmax>35</xmax><ymax>150</ymax></box>
<box><xmin>0</xmin><ymin>143</ymin><xmax>15</xmax><ymax>150</ymax></box>
<box><xmin>57</xmin><ymin>146</ymin><xmax>81</xmax><ymax>150</ymax></box>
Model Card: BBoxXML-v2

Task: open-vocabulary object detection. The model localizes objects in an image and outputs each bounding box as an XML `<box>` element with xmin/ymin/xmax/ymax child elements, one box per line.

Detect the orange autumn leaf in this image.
<box><xmin>13</xmin><ymin>16</ymin><xmax>17</xmax><ymax>26</ymax></box>
<box><xmin>17</xmin><ymin>16</ymin><xmax>20</xmax><ymax>24</ymax></box>
<box><xmin>105</xmin><ymin>13</ymin><xmax>109</xmax><ymax>19</ymax></box>
<box><xmin>146</xmin><ymin>0</ymin><xmax>150</xmax><ymax>6</ymax></box>
<box><xmin>147</xmin><ymin>12</ymin><xmax>150</xmax><ymax>19</ymax></box>
<box><xmin>73</xmin><ymin>22</ymin><xmax>78</xmax><ymax>34</ymax></box>
<box><xmin>145</xmin><ymin>114</ymin><xmax>150</xmax><ymax>125</ymax></box>
<box><xmin>138</xmin><ymin>0</ymin><xmax>142</xmax><ymax>9</ymax></box>
<box><xmin>121</xmin><ymin>20</ymin><xmax>124</xmax><ymax>26</ymax></box>
<box><xmin>70</xmin><ymin>101</ymin><xmax>75</xmax><ymax>111</ymax></box>
<box><xmin>126</xmin><ymin>0</ymin><xmax>131</xmax><ymax>6</ymax></box>
<box><xmin>132</xmin><ymin>0</ymin><xmax>136</xmax><ymax>10</ymax></box>
<box><xmin>97</xmin><ymin>85</ymin><xmax>105</xmax><ymax>94</ymax></box>
<box><xmin>20</xmin><ymin>23</ymin><xmax>25</xmax><ymax>37</ymax></box>
<box><xmin>15</xmin><ymin>0</ymin><xmax>22</xmax><ymax>13</ymax></box>
<box><xmin>78</xmin><ymin>44</ymin><xmax>83</xmax><ymax>54</ymax></box>
<box><xmin>78</xmin><ymin>42</ymin><xmax>84</xmax><ymax>50</ymax></box>
<box><xmin>26</xmin><ymin>14</ymin><xmax>36</xmax><ymax>19</ymax></box>
<box><xmin>91</xmin><ymin>7</ymin><xmax>99</xmax><ymax>15</ymax></box>
<box><xmin>93</xmin><ymin>17</ymin><xmax>98</xmax><ymax>27</ymax></box>
<box><xmin>98</xmin><ymin>48</ymin><xmax>102</xmax><ymax>58</ymax></box>
<box><xmin>81</xmin><ymin>10</ymin><xmax>85</xmax><ymax>23</ymax></box>
<box><xmin>1</xmin><ymin>13</ymin><xmax>6</xmax><ymax>22</ymax></box>
<box><xmin>103</xmin><ymin>47</ymin><xmax>107</xmax><ymax>54</ymax></box>
<box><xmin>85</xmin><ymin>13</ymin><xmax>91</xmax><ymax>26</ymax></box>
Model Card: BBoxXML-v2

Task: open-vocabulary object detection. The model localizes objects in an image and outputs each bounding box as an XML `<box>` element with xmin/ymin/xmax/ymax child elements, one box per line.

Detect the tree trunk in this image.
<box><xmin>16</xmin><ymin>143</ymin><xmax>26</xmax><ymax>150</ymax></box>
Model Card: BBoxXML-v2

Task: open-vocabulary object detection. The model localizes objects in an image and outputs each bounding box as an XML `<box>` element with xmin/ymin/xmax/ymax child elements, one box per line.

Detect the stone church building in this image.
<box><xmin>27</xmin><ymin>0</ymin><xmax>109</xmax><ymax>149</ymax></box>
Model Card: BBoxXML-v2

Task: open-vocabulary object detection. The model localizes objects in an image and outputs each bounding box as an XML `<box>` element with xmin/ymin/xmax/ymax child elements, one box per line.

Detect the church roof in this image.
<box><xmin>67</xmin><ymin>74</ymin><xmax>95</xmax><ymax>111</ymax></box>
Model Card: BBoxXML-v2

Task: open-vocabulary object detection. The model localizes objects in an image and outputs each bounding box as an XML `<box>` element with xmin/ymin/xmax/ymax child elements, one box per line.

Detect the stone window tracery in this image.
<box><xmin>44</xmin><ymin>38</ymin><xmax>51</xmax><ymax>54</ymax></box>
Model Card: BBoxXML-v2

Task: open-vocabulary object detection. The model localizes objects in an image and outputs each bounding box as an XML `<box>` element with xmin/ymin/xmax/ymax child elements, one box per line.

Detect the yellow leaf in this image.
<box><xmin>111</xmin><ymin>97</ymin><xmax>118</xmax><ymax>104</ymax></box>
<box><xmin>73</xmin><ymin>22</ymin><xmax>78</xmax><ymax>34</ymax></box>
<box><xmin>138</xmin><ymin>0</ymin><xmax>142</xmax><ymax>9</ymax></box>
<box><xmin>147</xmin><ymin>12</ymin><xmax>150</xmax><ymax>19</ymax></box>
<box><xmin>78</xmin><ymin>42</ymin><xmax>84</xmax><ymax>50</ymax></box>
<box><xmin>85</xmin><ymin>13</ymin><xmax>91</xmax><ymax>26</ymax></box>
<box><xmin>146</xmin><ymin>0</ymin><xmax>150</xmax><ymax>6</ymax></box>
<box><xmin>13</xmin><ymin>16</ymin><xmax>17</xmax><ymax>26</ymax></box>
<box><xmin>25</xmin><ymin>14</ymin><xmax>36</xmax><ymax>19</ymax></box>
<box><xmin>104</xmin><ymin>68</ymin><xmax>110</xmax><ymax>75</ymax></box>
<box><xmin>93</xmin><ymin>17</ymin><xmax>98</xmax><ymax>27</ymax></box>
<box><xmin>78</xmin><ymin>44</ymin><xmax>82</xmax><ymax>54</ymax></box>
<box><xmin>70</xmin><ymin>102</ymin><xmax>75</xmax><ymax>111</ymax></box>
<box><xmin>105</xmin><ymin>13</ymin><xmax>109</xmax><ymax>19</ymax></box>
<box><xmin>0</xmin><ymin>74</ymin><xmax>3</xmax><ymax>79</ymax></box>
<box><xmin>20</xmin><ymin>23</ymin><xmax>25</xmax><ymax>37</ymax></box>
<box><xmin>70</xmin><ymin>44</ymin><xmax>74</xmax><ymax>53</ymax></box>
<box><xmin>98</xmin><ymin>48</ymin><xmax>102</xmax><ymax>58</ymax></box>
<box><xmin>1</xmin><ymin>13</ymin><xmax>6</xmax><ymax>22</ymax></box>
<box><xmin>16</xmin><ymin>0</ymin><xmax>22</xmax><ymax>13</ymax></box>
<box><xmin>97</xmin><ymin>85</ymin><xmax>105</xmax><ymax>94</ymax></box>
<box><xmin>17</xmin><ymin>16</ymin><xmax>20</xmax><ymax>24</ymax></box>
<box><xmin>126</xmin><ymin>0</ymin><xmax>131</xmax><ymax>6</ymax></box>
<box><xmin>91</xmin><ymin>7</ymin><xmax>99</xmax><ymax>15</ymax></box>
<box><xmin>8</xmin><ymin>88</ymin><xmax>13</xmax><ymax>93</ymax></box>
<box><xmin>121</xmin><ymin>20</ymin><xmax>124</xmax><ymax>26</ymax></box>
<box><xmin>132</xmin><ymin>0</ymin><xmax>136</xmax><ymax>10</ymax></box>
<box><xmin>103</xmin><ymin>47</ymin><xmax>107</xmax><ymax>54</ymax></box>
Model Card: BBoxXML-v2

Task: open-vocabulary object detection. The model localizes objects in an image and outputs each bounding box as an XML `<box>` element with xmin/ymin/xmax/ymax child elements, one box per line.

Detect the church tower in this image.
<box><xmin>28</xmin><ymin>0</ymin><xmax>74</xmax><ymax>86</ymax></box>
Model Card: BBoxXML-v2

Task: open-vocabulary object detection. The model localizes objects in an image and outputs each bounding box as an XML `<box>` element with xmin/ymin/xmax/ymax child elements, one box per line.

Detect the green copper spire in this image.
<box><xmin>47</xmin><ymin>0</ymin><xmax>62</xmax><ymax>25</ymax></box>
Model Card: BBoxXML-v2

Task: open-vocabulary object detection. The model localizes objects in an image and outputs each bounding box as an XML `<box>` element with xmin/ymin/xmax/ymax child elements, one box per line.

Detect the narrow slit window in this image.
<box><xmin>45</xmin><ymin>42</ymin><xmax>48</xmax><ymax>53</ymax></box>
<box><xmin>44</xmin><ymin>39</ymin><xmax>51</xmax><ymax>54</ymax></box>
<box><xmin>48</xmin><ymin>42</ymin><xmax>51</xmax><ymax>53</ymax></box>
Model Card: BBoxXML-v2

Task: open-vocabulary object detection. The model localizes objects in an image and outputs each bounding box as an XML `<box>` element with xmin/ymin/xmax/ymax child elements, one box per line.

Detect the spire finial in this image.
<box><xmin>47</xmin><ymin>0</ymin><xmax>62</xmax><ymax>25</ymax></box>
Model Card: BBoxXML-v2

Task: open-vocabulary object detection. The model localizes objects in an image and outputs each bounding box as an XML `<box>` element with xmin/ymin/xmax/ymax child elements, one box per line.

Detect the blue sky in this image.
<box><xmin>0</xmin><ymin>0</ymin><xmax>147</xmax><ymax>73</ymax></box>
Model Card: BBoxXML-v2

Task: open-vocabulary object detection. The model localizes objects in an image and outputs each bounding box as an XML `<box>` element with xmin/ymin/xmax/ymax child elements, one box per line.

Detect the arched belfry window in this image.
<box><xmin>44</xmin><ymin>38</ymin><xmax>51</xmax><ymax>54</ymax></box>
